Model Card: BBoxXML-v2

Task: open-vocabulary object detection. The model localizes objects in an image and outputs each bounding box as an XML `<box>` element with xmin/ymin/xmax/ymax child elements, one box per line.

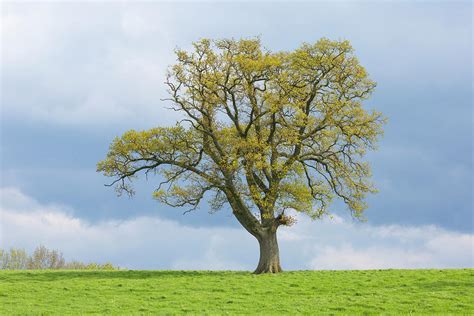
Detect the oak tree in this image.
<box><xmin>97</xmin><ymin>38</ymin><xmax>385</xmax><ymax>273</ymax></box>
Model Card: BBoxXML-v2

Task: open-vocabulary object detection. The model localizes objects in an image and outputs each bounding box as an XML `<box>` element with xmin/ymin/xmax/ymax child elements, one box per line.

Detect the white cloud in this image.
<box><xmin>1</xmin><ymin>187</ymin><xmax>473</xmax><ymax>270</ymax></box>
<box><xmin>0</xmin><ymin>187</ymin><xmax>256</xmax><ymax>269</ymax></box>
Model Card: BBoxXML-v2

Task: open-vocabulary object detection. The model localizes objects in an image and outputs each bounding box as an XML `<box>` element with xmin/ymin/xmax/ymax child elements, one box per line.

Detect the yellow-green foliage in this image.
<box><xmin>98</xmin><ymin>37</ymin><xmax>385</xmax><ymax>226</ymax></box>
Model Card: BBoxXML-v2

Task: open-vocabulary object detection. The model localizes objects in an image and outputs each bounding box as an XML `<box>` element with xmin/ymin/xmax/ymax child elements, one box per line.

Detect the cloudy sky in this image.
<box><xmin>1</xmin><ymin>1</ymin><xmax>472</xmax><ymax>270</ymax></box>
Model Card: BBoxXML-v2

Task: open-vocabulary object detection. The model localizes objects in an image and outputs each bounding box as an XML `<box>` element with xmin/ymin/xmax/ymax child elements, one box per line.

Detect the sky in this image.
<box><xmin>1</xmin><ymin>1</ymin><xmax>472</xmax><ymax>270</ymax></box>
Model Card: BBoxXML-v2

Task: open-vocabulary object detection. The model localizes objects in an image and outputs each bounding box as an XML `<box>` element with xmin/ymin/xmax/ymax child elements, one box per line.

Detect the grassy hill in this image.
<box><xmin>0</xmin><ymin>269</ymin><xmax>472</xmax><ymax>314</ymax></box>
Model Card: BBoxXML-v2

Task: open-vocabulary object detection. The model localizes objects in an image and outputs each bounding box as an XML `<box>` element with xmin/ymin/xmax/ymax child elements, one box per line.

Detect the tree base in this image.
<box><xmin>253</xmin><ymin>230</ymin><xmax>282</xmax><ymax>274</ymax></box>
<box><xmin>253</xmin><ymin>261</ymin><xmax>282</xmax><ymax>274</ymax></box>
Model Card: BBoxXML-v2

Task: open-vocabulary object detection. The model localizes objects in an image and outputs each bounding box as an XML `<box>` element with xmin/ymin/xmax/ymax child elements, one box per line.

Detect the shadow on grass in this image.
<box><xmin>0</xmin><ymin>270</ymin><xmax>253</xmax><ymax>282</ymax></box>
<box><xmin>1</xmin><ymin>269</ymin><xmax>472</xmax><ymax>283</ymax></box>
<box><xmin>416</xmin><ymin>279</ymin><xmax>474</xmax><ymax>290</ymax></box>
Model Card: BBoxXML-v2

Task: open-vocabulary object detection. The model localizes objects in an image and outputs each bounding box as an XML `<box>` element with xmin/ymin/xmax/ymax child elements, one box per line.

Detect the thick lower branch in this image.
<box><xmin>225</xmin><ymin>191</ymin><xmax>262</xmax><ymax>238</ymax></box>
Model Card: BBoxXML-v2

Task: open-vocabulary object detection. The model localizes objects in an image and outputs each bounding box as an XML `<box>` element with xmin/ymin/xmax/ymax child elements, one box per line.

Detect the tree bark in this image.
<box><xmin>254</xmin><ymin>230</ymin><xmax>282</xmax><ymax>274</ymax></box>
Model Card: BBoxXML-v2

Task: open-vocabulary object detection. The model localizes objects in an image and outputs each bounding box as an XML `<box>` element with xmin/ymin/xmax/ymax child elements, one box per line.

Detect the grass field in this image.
<box><xmin>0</xmin><ymin>269</ymin><xmax>472</xmax><ymax>314</ymax></box>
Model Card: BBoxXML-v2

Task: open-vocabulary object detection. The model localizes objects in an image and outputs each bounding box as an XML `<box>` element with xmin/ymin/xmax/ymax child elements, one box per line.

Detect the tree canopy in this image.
<box><xmin>97</xmin><ymin>37</ymin><xmax>385</xmax><ymax>273</ymax></box>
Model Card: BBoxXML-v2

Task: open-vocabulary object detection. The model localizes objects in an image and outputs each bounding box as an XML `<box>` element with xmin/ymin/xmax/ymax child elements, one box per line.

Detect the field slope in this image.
<box><xmin>0</xmin><ymin>269</ymin><xmax>472</xmax><ymax>314</ymax></box>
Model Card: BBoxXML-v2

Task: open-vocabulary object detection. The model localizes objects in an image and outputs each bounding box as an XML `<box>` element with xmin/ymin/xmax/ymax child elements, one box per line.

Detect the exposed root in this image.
<box><xmin>253</xmin><ymin>262</ymin><xmax>283</xmax><ymax>274</ymax></box>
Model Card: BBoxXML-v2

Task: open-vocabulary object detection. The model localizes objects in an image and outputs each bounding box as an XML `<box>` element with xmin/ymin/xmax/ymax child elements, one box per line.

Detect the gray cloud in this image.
<box><xmin>2</xmin><ymin>2</ymin><xmax>471</xmax><ymax>127</ymax></box>
<box><xmin>2</xmin><ymin>3</ymin><xmax>180</xmax><ymax>127</ymax></box>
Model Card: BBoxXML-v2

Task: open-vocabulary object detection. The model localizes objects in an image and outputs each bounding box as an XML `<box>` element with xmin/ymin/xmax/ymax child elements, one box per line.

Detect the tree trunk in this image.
<box><xmin>254</xmin><ymin>230</ymin><xmax>282</xmax><ymax>274</ymax></box>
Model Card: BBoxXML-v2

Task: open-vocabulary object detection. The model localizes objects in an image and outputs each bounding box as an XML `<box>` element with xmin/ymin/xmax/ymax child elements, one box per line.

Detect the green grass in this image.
<box><xmin>0</xmin><ymin>269</ymin><xmax>472</xmax><ymax>315</ymax></box>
